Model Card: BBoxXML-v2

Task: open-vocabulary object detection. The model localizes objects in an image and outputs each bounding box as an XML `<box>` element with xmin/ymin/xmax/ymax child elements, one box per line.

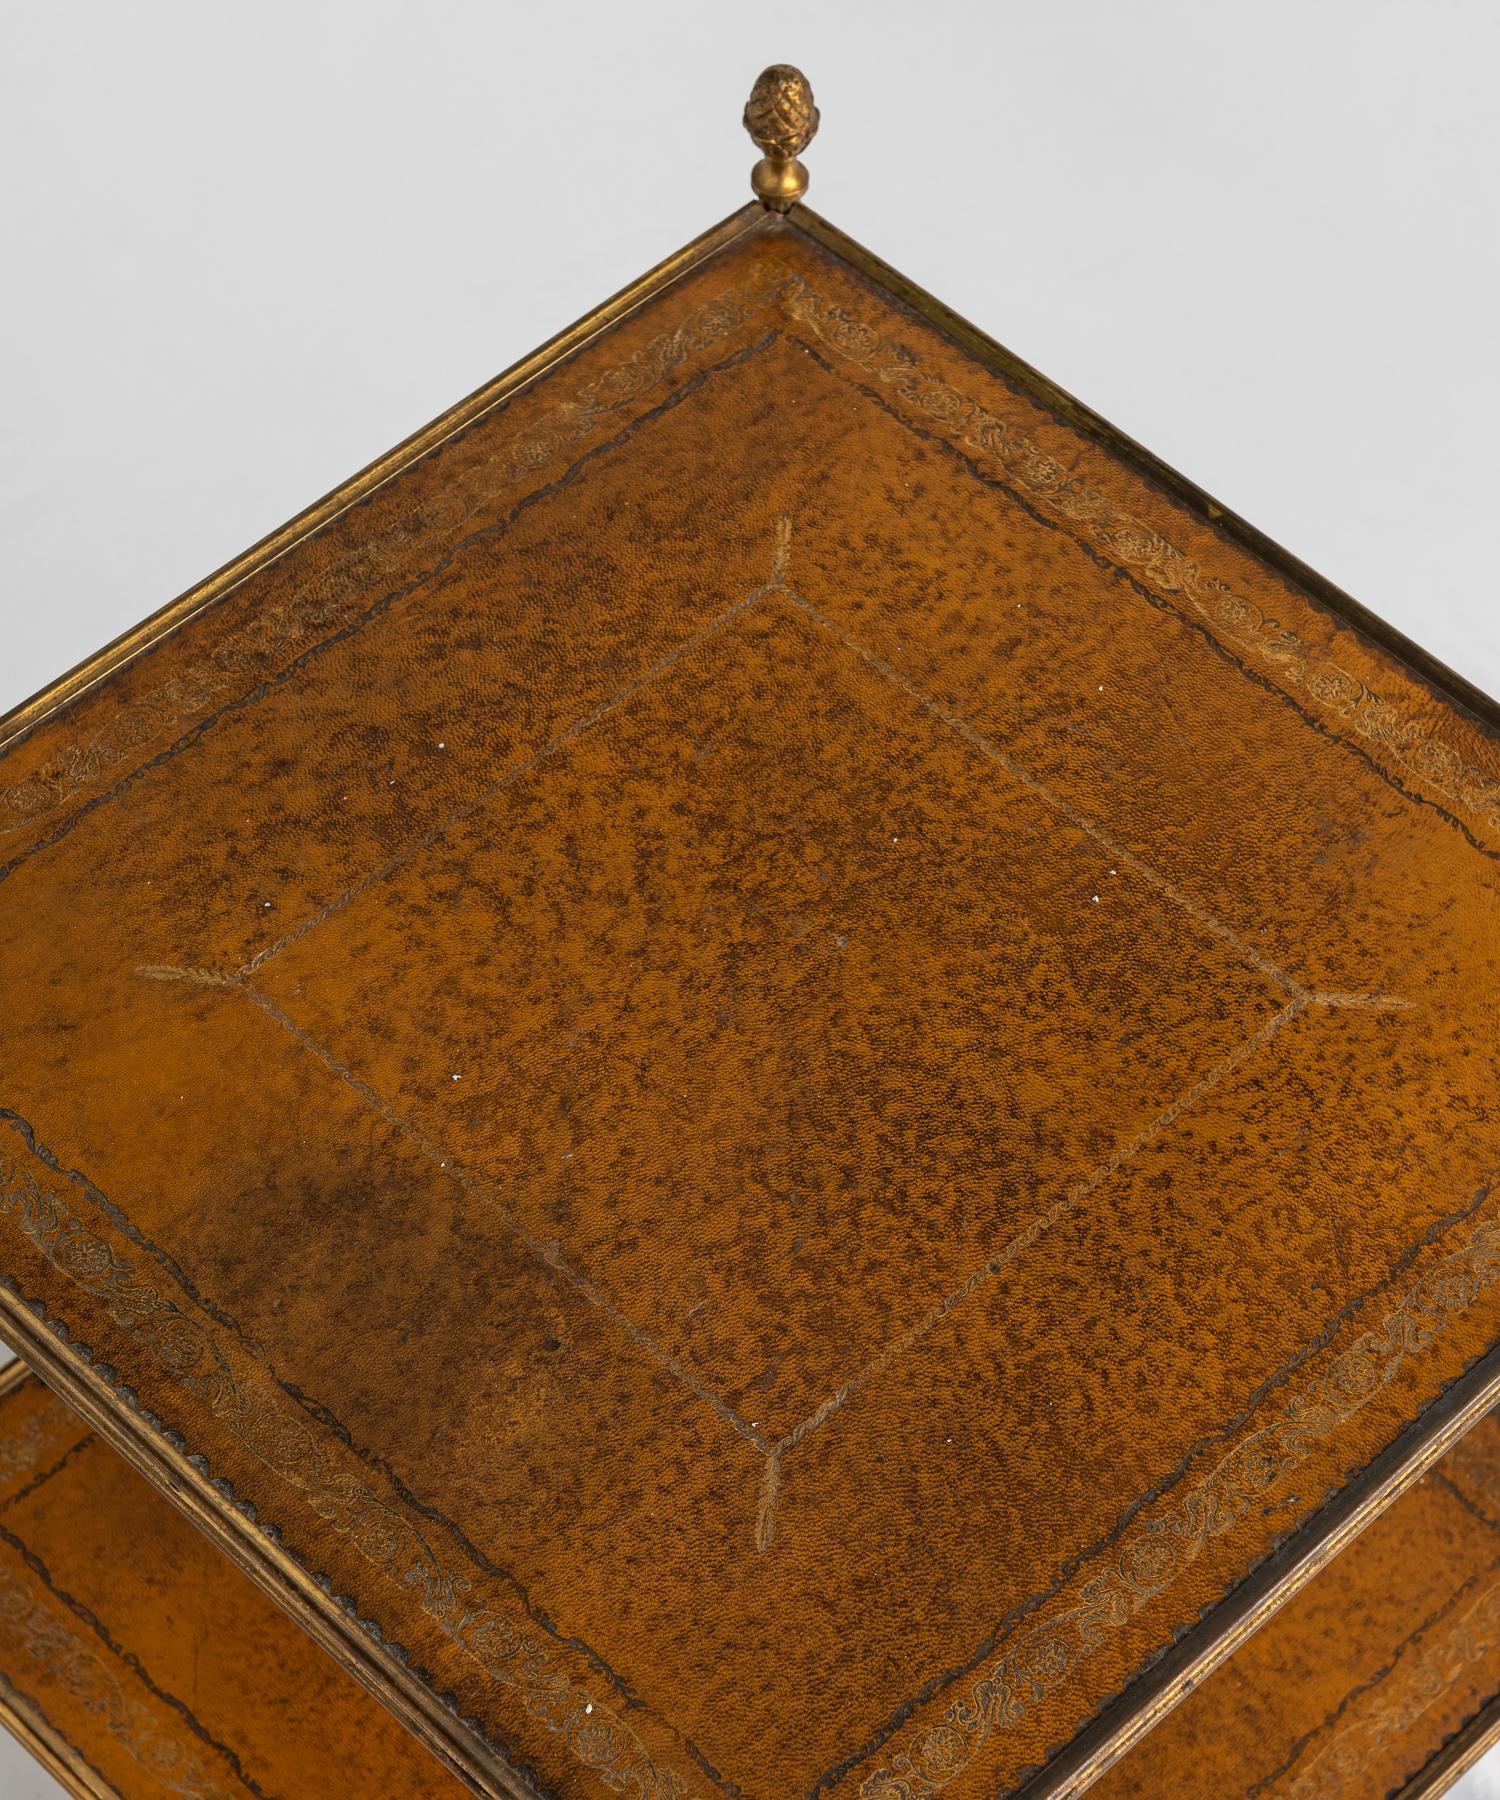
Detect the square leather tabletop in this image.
<box><xmin>1</xmin><ymin>200</ymin><xmax>1498</xmax><ymax>1800</ymax></box>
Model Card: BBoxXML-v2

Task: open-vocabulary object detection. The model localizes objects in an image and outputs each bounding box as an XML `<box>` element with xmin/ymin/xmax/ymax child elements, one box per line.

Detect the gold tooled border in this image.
<box><xmin>0</xmin><ymin>1283</ymin><xmax>498</xmax><ymax>1798</ymax></box>
<box><xmin>1</xmin><ymin>194</ymin><xmax>1498</xmax><ymax>1800</ymax></box>
<box><xmin>1401</xmin><ymin>1688</ymin><xmax>1500</xmax><ymax>1799</ymax></box>
<box><xmin>776</xmin><ymin>204</ymin><xmax>1500</xmax><ymax>1800</ymax></box>
<box><xmin>0</xmin><ymin>203</ymin><xmax>773</xmax><ymax>760</ymax></box>
<box><xmin>0</xmin><ymin>1352</ymin><xmax>479</xmax><ymax>1800</ymax></box>
<box><xmin>1002</xmin><ymin>1343</ymin><xmax>1500</xmax><ymax>1800</ymax></box>
<box><xmin>1</xmin><ymin>1348</ymin><xmax>1496</xmax><ymax>1800</ymax></box>
<box><xmin>0</xmin><ymin>200</ymin><xmax>778</xmax><ymax>1800</ymax></box>
<box><xmin>788</xmin><ymin>207</ymin><xmax>1500</xmax><ymax>738</ymax></box>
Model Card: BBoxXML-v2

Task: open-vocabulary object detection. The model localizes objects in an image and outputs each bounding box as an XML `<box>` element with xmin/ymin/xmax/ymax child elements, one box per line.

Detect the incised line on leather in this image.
<box><xmin>143</xmin><ymin>516</ymin><xmax>1410</xmax><ymax>1553</ymax></box>
<box><xmin>10</xmin><ymin>273</ymin><xmax>1498</xmax><ymax>874</ymax></box>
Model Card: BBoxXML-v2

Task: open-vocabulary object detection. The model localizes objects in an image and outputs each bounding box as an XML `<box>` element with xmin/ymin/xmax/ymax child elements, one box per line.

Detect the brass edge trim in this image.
<box><xmin>1</xmin><ymin>190</ymin><xmax>1492</xmax><ymax>1800</ymax></box>
<box><xmin>0</xmin><ymin>1678</ymin><xmax>120</xmax><ymax>1800</ymax></box>
<box><xmin>772</xmin><ymin>201</ymin><xmax>1500</xmax><ymax>1793</ymax></box>
<box><xmin>1400</xmin><ymin>1686</ymin><xmax>1500</xmax><ymax>1800</ymax></box>
<box><xmin>0</xmin><ymin>1357</ymin><xmax>32</xmax><ymax>1404</ymax></box>
<box><xmin>786</xmin><ymin>207</ymin><xmax>1500</xmax><ymax>737</ymax></box>
<box><xmin>0</xmin><ymin>203</ymin><xmax>771</xmax><ymax>759</ymax></box>
<box><xmin>0</xmin><ymin>1304</ymin><xmax>500</xmax><ymax>1800</ymax></box>
<box><xmin>0</xmin><ymin>204</ymin><xmax>773</xmax><ymax>1792</ymax></box>
<box><xmin>1015</xmin><ymin>1337</ymin><xmax>1500</xmax><ymax>1800</ymax></box>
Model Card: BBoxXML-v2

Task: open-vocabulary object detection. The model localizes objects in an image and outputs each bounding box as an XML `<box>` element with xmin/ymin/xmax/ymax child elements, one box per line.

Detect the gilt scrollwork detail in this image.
<box><xmin>0</xmin><ymin>1564</ymin><xmax>239</xmax><ymax>1799</ymax></box>
<box><xmin>778</xmin><ymin>279</ymin><xmax>1500</xmax><ymax>846</ymax></box>
<box><xmin>1285</xmin><ymin>1574</ymin><xmax>1500</xmax><ymax>1798</ymax></box>
<box><xmin>861</xmin><ymin>1220</ymin><xmax>1500</xmax><ymax>1799</ymax></box>
<box><xmin>0</xmin><ymin>290</ymin><xmax>756</xmax><ymax>845</ymax></box>
<box><xmin>0</xmin><ymin>1142</ymin><xmax>685</xmax><ymax>1800</ymax></box>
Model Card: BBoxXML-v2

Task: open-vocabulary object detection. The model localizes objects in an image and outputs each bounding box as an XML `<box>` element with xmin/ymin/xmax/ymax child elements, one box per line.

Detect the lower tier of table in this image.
<box><xmin>2</xmin><ymin>1352</ymin><xmax>1500</xmax><ymax>1799</ymax></box>
<box><xmin>0</xmin><ymin>1358</ymin><xmax>471</xmax><ymax>1798</ymax></box>
<box><xmin>1092</xmin><ymin>1410</ymin><xmax>1500</xmax><ymax>1799</ymax></box>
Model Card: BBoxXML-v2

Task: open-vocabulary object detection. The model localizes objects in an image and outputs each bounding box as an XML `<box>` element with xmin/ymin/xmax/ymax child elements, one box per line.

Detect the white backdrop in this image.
<box><xmin>1</xmin><ymin>2</ymin><xmax>1497</xmax><ymax>1795</ymax></box>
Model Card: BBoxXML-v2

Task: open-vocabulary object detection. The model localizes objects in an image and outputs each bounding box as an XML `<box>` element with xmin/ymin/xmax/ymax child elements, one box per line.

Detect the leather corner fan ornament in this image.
<box><xmin>2</xmin><ymin>65</ymin><xmax>1498</xmax><ymax>1800</ymax></box>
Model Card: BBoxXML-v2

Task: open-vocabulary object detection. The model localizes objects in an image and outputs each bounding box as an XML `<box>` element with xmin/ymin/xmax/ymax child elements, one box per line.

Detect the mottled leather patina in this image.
<box><xmin>0</xmin><ymin>202</ymin><xmax>1497</xmax><ymax>1800</ymax></box>
<box><xmin>6</xmin><ymin>1359</ymin><xmax>1499</xmax><ymax>1800</ymax></box>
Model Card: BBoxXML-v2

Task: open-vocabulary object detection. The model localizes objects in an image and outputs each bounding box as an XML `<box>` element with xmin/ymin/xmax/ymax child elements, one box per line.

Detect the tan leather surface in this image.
<box><xmin>0</xmin><ymin>1367</ymin><xmax>468</xmax><ymax>1798</ymax></box>
<box><xmin>0</xmin><ymin>207</ymin><xmax>1498</xmax><ymax>1800</ymax></box>
<box><xmin>5</xmin><ymin>1363</ymin><xmax>1498</xmax><ymax>1800</ymax></box>
<box><xmin>1094</xmin><ymin>1411</ymin><xmax>1500</xmax><ymax>1799</ymax></box>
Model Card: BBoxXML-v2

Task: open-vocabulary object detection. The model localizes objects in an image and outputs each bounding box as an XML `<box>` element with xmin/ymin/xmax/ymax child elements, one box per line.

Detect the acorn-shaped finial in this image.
<box><xmin>744</xmin><ymin>65</ymin><xmax>819</xmax><ymax>212</ymax></box>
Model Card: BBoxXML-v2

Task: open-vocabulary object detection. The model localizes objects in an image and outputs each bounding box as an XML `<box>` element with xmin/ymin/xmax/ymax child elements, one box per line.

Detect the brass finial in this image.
<box><xmin>744</xmin><ymin>65</ymin><xmax>819</xmax><ymax>212</ymax></box>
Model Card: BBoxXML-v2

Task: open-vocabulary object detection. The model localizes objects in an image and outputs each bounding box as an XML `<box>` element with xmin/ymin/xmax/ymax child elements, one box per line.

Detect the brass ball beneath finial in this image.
<box><xmin>751</xmin><ymin>155</ymin><xmax>810</xmax><ymax>210</ymax></box>
<box><xmin>744</xmin><ymin>64</ymin><xmax>819</xmax><ymax>212</ymax></box>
